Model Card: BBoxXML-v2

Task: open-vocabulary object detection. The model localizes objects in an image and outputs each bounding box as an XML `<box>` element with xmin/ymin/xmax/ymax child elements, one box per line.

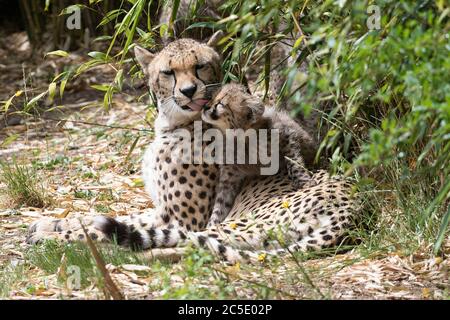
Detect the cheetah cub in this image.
<box><xmin>202</xmin><ymin>83</ymin><xmax>317</xmax><ymax>226</ymax></box>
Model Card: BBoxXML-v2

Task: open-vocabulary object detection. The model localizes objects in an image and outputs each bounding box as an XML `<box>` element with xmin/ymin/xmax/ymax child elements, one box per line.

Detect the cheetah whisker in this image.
<box><xmin>204</xmin><ymin>83</ymin><xmax>222</xmax><ymax>88</ymax></box>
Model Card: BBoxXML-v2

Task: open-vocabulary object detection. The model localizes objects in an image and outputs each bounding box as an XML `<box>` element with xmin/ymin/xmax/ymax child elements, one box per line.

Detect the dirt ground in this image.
<box><xmin>0</xmin><ymin>32</ymin><xmax>449</xmax><ymax>300</ymax></box>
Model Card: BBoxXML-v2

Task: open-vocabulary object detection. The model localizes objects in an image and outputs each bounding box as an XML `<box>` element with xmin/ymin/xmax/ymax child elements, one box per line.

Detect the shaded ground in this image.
<box><xmin>0</xmin><ymin>32</ymin><xmax>449</xmax><ymax>300</ymax></box>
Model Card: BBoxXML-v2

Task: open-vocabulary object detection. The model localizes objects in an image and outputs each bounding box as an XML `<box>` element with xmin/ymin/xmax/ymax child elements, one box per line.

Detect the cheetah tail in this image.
<box><xmin>93</xmin><ymin>216</ymin><xmax>253</xmax><ymax>262</ymax></box>
<box><xmin>93</xmin><ymin>216</ymin><xmax>188</xmax><ymax>250</ymax></box>
<box><xmin>94</xmin><ymin>216</ymin><xmax>335</xmax><ymax>264</ymax></box>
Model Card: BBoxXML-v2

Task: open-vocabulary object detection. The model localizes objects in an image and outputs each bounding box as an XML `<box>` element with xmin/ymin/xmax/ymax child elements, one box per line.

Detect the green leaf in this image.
<box><xmin>26</xmin><ymin>91</ymin><xmax>47</xmax><ymax>110</ymax></box>
<box><xmin>114</xmin><ymin>69</ymin><xmax>124</xmax><ymax>91</ymax></box>
<box><xmin>423</xmin><ymin>179</ymin><xmax>450</xmax><ymax>223</ymax></box>
<box><xmin>48</xmin><ymin>82</ymin><xmax>57</xmax><ymax>101</ymax></box>
<box><xmin>60</xmin><ymin>4</ymin><xmax>87</xmax><ymax>15</ymax></box>
<box><xmin>60</xmin><ymin>79</ymin><xmax>67</xmax><ymax>98</ymax></box>
<box><xmin>1</xmin><ymin>134</ymin><xmax>19</xmax><ymax>148</ymax></box>
<box><xmin>159</xmin><ymin>24</ymin><xmax>168</xmax><ymax>38</ymax></box>
<box><xmin>93</xmin><ymin>36</ymin><xmax>113</xmax><ymax>42</ymax></box>
<box><xmin>88</xmin><ymin>51</ymin><xmax>108</xmax><ymax>61</ymax></box>
<box><xmin>293</xmin><ymin>35</ymin><xmax>305</xmax><ymax>50</ymax></box>
<box><xmin>91</xmin><ymin>84</ymin><xmax>111</xmax><ymax>92</ymax></box>
<box><xmin>434</xmin><ymin>205</ymin><xmax>450</xmax><ymax>254</ymax></box>
<box><xmin>45</xmin><ymin>50</ymin><xmax>69</xmax><ymax>58</ymax></box>
<box><xmin>169</xmin><ymin>0</ymin><xmax>181</xmax><ymax>37</ymax></box>
<box><xmin>98</xmin><ymin>9</ymin><xmax>125</xmax><ymax>27</ymax></box>
<box><xmin>3</xmin><ymin>95</ymin><xmax>15</xmax><ymax>113</ymax></box>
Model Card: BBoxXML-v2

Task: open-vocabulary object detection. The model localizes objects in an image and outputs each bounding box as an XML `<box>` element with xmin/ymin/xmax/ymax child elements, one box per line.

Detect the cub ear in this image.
<box><xmin>207</xmin><ymin>30</ymin><xmax>225</xmax><ymax>48</ymax></box>
<box><xmin>134</xmin><ymin>45</ymin><xmax>155</xmax><ymax>75</ymax></box>
<box><xmin>246</xmin><ymin>97</ymin><xmax>265</xmax><ymax>123</ymax></box>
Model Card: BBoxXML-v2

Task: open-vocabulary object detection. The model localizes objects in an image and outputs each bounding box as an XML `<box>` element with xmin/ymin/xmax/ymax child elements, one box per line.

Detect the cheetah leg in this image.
<box><xmin>139</xmin><ymin>247</ymin><xmax>187</xmax><ymax>263</ymax></box>
<box><xmin>283</xmin><ymin>146</ymin><xmax>315</xmax><ymax>189</ymax></box>
<box><xmin>26</xmin><ymin>216</ymin><xmax>109</xmax><ymax>244</ymax></box>
<box><xmin>26</xmin><ymin>207</ymin><xmax>163</xmax><ymax>245</ymax></box>
<box><xmin>207</xmin><ymin>166</ymin><xmax>245</xmax><ymax>227</ymax></box>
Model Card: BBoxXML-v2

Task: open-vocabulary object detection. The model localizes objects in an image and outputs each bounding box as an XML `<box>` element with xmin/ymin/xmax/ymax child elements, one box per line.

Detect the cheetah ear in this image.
<box><xmin>207</xmin><ymin>30</ymin><xmax>225</xmax><ymax>48</ymax></box>
<box><xmin>134</xmin><ymin>45</ymin><xmax>155</xmax><ymax>75</ymax></box>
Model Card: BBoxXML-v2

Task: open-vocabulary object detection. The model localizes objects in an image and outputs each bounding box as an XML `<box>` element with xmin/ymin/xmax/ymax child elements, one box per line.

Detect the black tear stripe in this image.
<box><xmin>172</xmin><ymin>72</ymin><xmax>177</xmax><ymax>97</ymax></box>
<box><xmin>211</xmin><ymin>65</ymin><xmax>218</xmax><ymax>81</ymax></box>
<box><xmin>193</xmin><ymin>54</ymin><xmax>201</xmax><ymax>81</ymax></box>
<box><xmin>155</xmin><ymin>75</ymin><xmax>160</xmax><ymax>92</ymax></box>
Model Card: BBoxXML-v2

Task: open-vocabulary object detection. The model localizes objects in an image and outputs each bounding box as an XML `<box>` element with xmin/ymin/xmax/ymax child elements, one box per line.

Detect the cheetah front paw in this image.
<box><xmin>26</xmin><ymin>216</ymin><xmax>106</xmax><ymax>245</ymax></box>
<box><xmin>291</xmin><ymin>178</ymin><xmax>318</xmax><ymax>190</ymax></box>
<box><xmin>207</xmin><ymin>213</ymin><xmax>223</xmax><ymax>228</ymax></box>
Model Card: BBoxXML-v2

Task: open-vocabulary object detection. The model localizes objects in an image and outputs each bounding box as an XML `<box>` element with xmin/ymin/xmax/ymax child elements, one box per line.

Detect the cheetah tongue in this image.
<box><xmin>186</xmin><ymin>99</ymin><xmax>209</xmax><ymax>111</ymax></box>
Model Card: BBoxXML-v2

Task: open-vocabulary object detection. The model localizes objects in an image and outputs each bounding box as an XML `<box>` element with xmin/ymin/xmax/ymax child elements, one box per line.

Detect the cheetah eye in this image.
<box><xmin>161</xmin><ymin>69</ymin><xmax>174</xmax><ymax>76</ymax></box>
<box><xmin>195</xmin><ymin>64</ymin><xmax>205</xmax><ymax>70</ymax></box>
<box><xmin>215</xmin><ymin>103</ymin><xmax>225</xmax><ymax>111</ymax></box>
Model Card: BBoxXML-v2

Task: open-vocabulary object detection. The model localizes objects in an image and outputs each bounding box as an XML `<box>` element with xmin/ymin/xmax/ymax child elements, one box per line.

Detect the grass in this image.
<box><xmin>74</xmin><ymin>190</ymin><xmax>96</xmax><ymax>200</ymax></box>
<box><xmin>350</xmin><ymin>160</ymin><xmax>448</xmax><ymax>258</ymax></box>
<box><xmin>21</xmin><ymin>240</ymin><xmax>332</xmax><ymax>299</ymax></box>
<box><xmin>0</xmin><ymin>158</ymin><xmax>49</xmax><ymax>208</ymax></box>
<box><xmin>32</xmin><ymin>156</ymin><xmax>71</xmax><ymax>171</ymax></box>
<box><xmin>0</xmin><ymin>263</ymin><xmax>28</xmax><ymax>298</ymax></box>
<box><xmin>26</xmin><ymin>240</ymin><xmax>149</xmax><ymax>290</ymax></box>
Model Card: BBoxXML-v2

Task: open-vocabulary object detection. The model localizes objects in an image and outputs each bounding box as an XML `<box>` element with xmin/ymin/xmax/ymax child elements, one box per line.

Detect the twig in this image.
<box><xmin>79</xmin><ymin>220</ymin><xmax>125</xmax><ymax>300</ymax></box>
<box><xmin>39</xmin><ymin>115</ymin><xmax>153</xmax><ymax>133</ymax></box>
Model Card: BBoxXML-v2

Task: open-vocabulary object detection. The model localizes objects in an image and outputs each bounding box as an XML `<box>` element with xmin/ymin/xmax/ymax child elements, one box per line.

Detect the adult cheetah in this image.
<box><xmin>27</xmin><ymin>35</ymin><xmax>360</xmax><ymax>263</ymax></box>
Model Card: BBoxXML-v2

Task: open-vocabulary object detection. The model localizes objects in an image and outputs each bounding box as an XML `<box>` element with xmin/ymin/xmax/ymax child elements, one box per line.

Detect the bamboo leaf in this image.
<box><xmin>60</xmin><ymin>79</ymin><xmax>67</xmax><ymax>98</ymax></box>
<box><xmin>88</xmin><ymin>51</ymin><xmax>108</xmax><ymax>61</ymax></box>
<box><xmin>169</xmin><ymin>0</ymin><xmax>181</xmax><ymax>37</ymax></box>
<box><xmin>60</xmin><ymin>4</ymin><xmax>88</xmax><ymax>15</ymax></box>
<box><xmin>0</xmin><ymin>134</ymin><xmax>19</xmax><ymax>148</ymax></box>
<box><xmin>45</xmin><ymin>50</ymin><xmax>69</xmax><ymax>58</ymax></box>
<box><xmin>114</xmin><ymin>69</ymin><xmax>124</xmax><ymax>91</ymax></box>
<box><xmin>433</xmin><ymin>205</ymin><xmax>450</xmax><ymax>254</ymax></box>
<box><xmin>48</xmin><ymin>82</ymin><xmax>57</xmax><ymax>101</ymax></box>
<box><xmin>91</xmin><ymin>84</ymin><xmax>111</xmax><ymax>92</ymax></box>
<box><xmin>79</xmin><ymin>221</ymin><xmax>124</xmax><ymax>300</ymax></box>
<box><xmin>26</xmin><ymin>91</ymin><xmax>47</xmax><ymax>110</ymax></box>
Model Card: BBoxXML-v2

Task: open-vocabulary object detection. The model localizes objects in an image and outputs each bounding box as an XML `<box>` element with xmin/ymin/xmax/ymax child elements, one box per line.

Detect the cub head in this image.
<box><xmin>202</xmin><ymin>83</ymin><xmax>265</xmax><ymax>132</ymax></box>
<box><xmin>134</xmin><ymin>33</ymin><xmax>224</xmax><ymax>128</ymax></box>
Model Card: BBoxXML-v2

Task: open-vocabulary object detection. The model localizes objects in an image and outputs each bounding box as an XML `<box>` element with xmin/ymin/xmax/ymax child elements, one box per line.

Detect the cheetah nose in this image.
<box><xmin>180</xmin><ymin>85</ymin><xmax>197</xmax><ymax>98</ymax></box>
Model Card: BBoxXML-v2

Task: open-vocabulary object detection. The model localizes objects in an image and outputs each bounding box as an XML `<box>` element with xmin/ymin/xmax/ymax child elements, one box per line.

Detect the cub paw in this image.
<box><xmin>206</xmin><ymin>214</ymin><xmax>222</xmax><ymax>228</ymax></box>
<box><xmin>291</xmin><ymin>178</ymin><xmax>317</xmax><ymax>190</ymax></box>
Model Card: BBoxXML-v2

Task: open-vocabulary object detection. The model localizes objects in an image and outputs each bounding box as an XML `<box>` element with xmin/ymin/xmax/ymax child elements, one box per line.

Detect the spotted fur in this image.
<box><xmin>27</xmin><ymin>37</ymin><xmax>360</xmax><ymax>263</ymax></box>
<box><xmin>202</xmin><ymin>83</ymin><xmax>318</xmax><ymax>226</ymax></box>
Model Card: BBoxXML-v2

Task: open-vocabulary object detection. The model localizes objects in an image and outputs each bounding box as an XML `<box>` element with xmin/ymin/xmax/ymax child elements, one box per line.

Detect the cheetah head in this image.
<box><xmin>202</xmin><ymin>83</ymin><xmax>265</xmax><ymax>132</ymax></box>
<box><xmin>134</xmin><ymin>33</ymin><xmax>224</xmax><ymax>128</ymax></box>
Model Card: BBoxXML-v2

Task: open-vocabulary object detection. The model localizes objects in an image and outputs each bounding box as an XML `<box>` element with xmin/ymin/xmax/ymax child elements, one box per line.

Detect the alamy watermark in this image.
<box><xmin>367</xmin><ymin>5</ymin><xmax>381</xmax><ymax>30</ymax></box>
<box><xmin>66</xmin><ymin>265</ymin><xmax>81</xmax><ymax>290</ymax></box>
<box><xmin>66</xmin><ymin>6</ymin><xmax>81</xmax><ymax>30</ymax></box>
<box><xmin>171</xmin><ymin>121</ymin><xmax>280</xmax><ymax>175</ymax></box>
